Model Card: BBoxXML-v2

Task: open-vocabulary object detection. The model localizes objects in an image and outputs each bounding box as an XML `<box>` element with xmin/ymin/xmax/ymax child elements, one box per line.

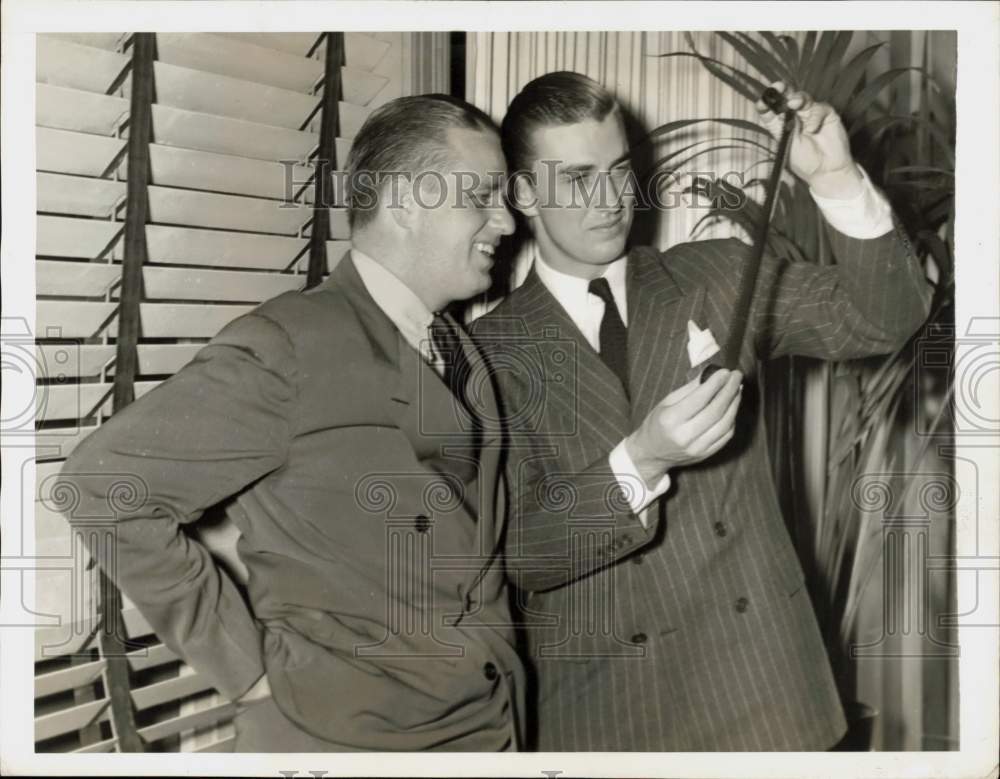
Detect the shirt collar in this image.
<box><xmin>350</xmin><ymin>249</ymin><xmax>435</xmax><ymax>358</ymax></box>
<box><xmin>532</xmin><ymin>242</ymin><xmax>629</xmax><ymax>323</ymax></box>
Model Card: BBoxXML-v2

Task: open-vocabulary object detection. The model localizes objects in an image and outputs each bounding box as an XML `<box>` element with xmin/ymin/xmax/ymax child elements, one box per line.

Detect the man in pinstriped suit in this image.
<box><xmin>472</xmin><ymin>72</ymin><xmax>931</xmax><ymax>750</ymax></box>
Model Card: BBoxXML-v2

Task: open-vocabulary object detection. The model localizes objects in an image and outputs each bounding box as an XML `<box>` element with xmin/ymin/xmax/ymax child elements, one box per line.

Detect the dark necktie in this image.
<box><xmin>588</xmin><ymin>277</ymin><xmax>629</xmax><ymax>396</ymax></box>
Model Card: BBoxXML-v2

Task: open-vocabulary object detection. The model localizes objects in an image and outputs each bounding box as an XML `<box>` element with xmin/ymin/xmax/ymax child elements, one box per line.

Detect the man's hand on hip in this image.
<box><xmin>625</xmin><ymin>368</ymin><xmax>743</xmax><ymax>486</ymax></box>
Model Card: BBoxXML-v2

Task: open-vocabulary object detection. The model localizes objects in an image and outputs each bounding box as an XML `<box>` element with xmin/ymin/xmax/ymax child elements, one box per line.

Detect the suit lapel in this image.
<box><xmin>626</xmin><ymin>246</ymin><xmax>706</xmax><ymax>427</ymax></box>
<box><xmin>447</xmin><ymin>313</ymin><xmax>504</xmax><ymax>544</ymax></box>
<box><xmin>513</xmin><ymin>269</ymin><xmax>631</xmax><ymax>452</ymax></box>
<box><xmin>317</xmin><ymin>253</ymin><xmax>471</xmax><ymax>466</ymax></box>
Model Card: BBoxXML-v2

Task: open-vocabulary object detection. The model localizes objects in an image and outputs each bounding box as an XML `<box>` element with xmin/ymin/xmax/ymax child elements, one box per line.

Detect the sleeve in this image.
<box><xmin>58</xmin><ymin>312</ymin><xmax>297</xmax><ymax>700</ymax></box>
<box><xmin>608</xmin><ymin>439</ymin><xmax>672</xmax><ymax>523</ymax></box>
<box><xmin>501</xmin><ymin>446</ymin><xmax>657</xmax><ymax>593</ymax></box>
<box><xmin>810</xmin><ymin>163</ymin><xmax>894</xmax><ymax>239</ymax></box>
<box><xmin>478</xmin><ymin>363</ymin><xmax>658</xmax><ymax>593</ymax></box>
<box><xmin>747</xmin><ymin>215</ymin><xmax>933</xmax><ymax>362</ymax></box>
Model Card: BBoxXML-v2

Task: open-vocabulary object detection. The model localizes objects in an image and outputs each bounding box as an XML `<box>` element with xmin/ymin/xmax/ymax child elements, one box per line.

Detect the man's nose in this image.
<box><xmin>598</xmin><ymin>171</ymin><xmax>625</xmax><ymax>211</ymax></box>
<box><xmin>492</xmin><ymin>203</ymin><xmax>516</xmax><ymax>236</ymax></box>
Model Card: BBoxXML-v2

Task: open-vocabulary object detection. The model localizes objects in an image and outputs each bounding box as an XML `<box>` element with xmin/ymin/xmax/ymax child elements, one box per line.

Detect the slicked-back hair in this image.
<box><xmin>345</xmin><ymin>94</ymin><xmax>498</xmax><ymax>230</ymax></box>
<box><xmin>501</xmin><ymin>71</ymin><xmax>620</xmax><ymax>176</ymax></box>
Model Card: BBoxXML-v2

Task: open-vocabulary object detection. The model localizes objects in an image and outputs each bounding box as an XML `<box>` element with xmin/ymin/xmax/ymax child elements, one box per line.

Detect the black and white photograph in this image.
<box><xmin>1</xmin><ymin>2</ymin><xmax>997</xmax><ymax>777</ymax></box>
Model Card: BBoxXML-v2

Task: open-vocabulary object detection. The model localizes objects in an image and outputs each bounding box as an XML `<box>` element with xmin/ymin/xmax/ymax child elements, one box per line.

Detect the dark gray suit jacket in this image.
<box><xmin>60</xmin><ymin>255</ymin><xmax>526</xmax><ymax>750</ymax></box>
<box><xmin>473</xmin><ymin>222</ymin><xmax>931</xmax><ymax>750</ymax></box>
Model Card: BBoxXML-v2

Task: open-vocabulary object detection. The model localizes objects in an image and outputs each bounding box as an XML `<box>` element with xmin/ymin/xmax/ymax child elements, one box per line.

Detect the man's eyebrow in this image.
<box><xmin>560</xmin><ymin>163</ymin><xmax>597</xmax><ymax>175</ymax></box>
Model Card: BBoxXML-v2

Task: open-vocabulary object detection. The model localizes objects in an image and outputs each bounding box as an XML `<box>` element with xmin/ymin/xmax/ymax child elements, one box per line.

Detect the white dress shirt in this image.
<box><xmin>351</xmin><ymin>249</ymin><xmax>447</xmax><ymax>377</ymax></box>
<box><xmin>531</xmin><ymin>163</ymin><xmax>895</xmax><ymax>526</ymax></box>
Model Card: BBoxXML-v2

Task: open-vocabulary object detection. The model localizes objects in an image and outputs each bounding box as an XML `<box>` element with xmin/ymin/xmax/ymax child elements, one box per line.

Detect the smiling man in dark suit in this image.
<box><xmin>59</xmin><ymin>95</ymin><xmax>526</xmax><ymax>751</ymax></box>
<box><xmin>472</xmin><ymin>71</ymin><xmax>931</xmax><ymax>750</ymax></box>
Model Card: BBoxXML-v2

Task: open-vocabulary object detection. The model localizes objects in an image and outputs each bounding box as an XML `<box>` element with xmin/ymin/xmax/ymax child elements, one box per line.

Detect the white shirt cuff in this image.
<box><xmin>609</xmin><ymin>440</ymin><xmax>671</xmax><ymax>527</ymax></box>
<box><xmin>810</xmin><ymin>163</ymin><xmax>894</xmax><ymax>239</ymax></box>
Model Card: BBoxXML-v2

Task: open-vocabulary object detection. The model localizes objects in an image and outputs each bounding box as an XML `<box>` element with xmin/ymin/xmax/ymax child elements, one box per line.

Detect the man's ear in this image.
<box><xmin>388</xmin><ymin>177</ymin><xmax>417</xmax><ymax>230</ymax></box>
<box><xmin>511</xmin><ymin>172</ymin><xmax>540</xmax><ymax>218</ymax></box>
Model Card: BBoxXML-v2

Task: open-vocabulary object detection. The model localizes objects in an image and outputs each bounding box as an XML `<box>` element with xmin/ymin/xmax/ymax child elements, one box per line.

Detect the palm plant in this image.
<box><xmin>645</xmin><ymin>31</ymin><xmax>955</xmax><ymax>717</ymax></box>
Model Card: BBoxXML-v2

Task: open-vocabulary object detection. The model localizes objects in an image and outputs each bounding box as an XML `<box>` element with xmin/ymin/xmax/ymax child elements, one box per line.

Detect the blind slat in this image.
<box><xmin>145</xmin><ymin>224</ymin><xmax>307</xmax><ymax>269</ymax></box>
<box><xmin>150</xmin><ymin>143</ymin><xmax>314</xmax><ymax>201</ymax></box>
<box><xmin>37</xmin><ymin>83</ymin><xmax>128</xmax><ymax>136</ymax></box>
<box><xmin>127</xmin><ymin>643</ymin><xmax>179</xmax><ymax>673</ymax></box>
<box><xmin>153</xmin><ymin>60</ymin><xmax>318</xmax><ymax>130</ymax></box>
<box><xmin>38</xmin><ymin>173</ymin><xmax>125</xmax><ymax>219</ymax></box>
<box><xmin>36</xmin><ymin>425</ymin><xmax>100</xmax><ymax>463</ymax></box>
<box><xmin>35</xmin><ymin>659</ymin><xmax>108</xmax><ymax>699</ymax></box>
<box><xmin>35</xmin><ymin>698</ymin><xmax>110</xmax><ymax>741</ymax></box>
<box><xmin>37</xmin><ymin>36</ymin><xmax>129</xmax><ymax>95</ymax></box>
<box><xmin>148</xmin><ymin>185</ymin><xmax>312</xmax><ymax>236</ymax></box>
<box><xmin>155</xmin><ymin>32</ymin><xmax>323</xmax><ymax>93</ymax></box>
<box><xmin>195</xmin><ymin>736</ymin><xmax>236</xmax><ymax>753</ymax></box>
<box><xmin>344</xmin><ymin>32</ymin><xmax>393</xmax><ymax>72</ymax></box>
<box><xmin>143</xmin><ymin>266</ymin><xmax>304</xmax><ymax>302</ymax></box>
<box><xmin>35</xmin><ymin>258</ymin><xmax>305</xmax><ymax>302</ymax></box>
<box><xmin>72</xmin><ymin>737</ymin><xmax>118</xmax><ymax>753</ymax></box>
<box><xmin>36</xmin><ymin>127</ymin><xmax>125</xmax><ymax>178</ymax></box>
<box><xmin>36</xmin><ymin>301</ymin><xmax>116</xmax><ymax>337</ymax></box>
<box><xmin>216</xmin><ymin>32</ymin><xmax>322</xmax><ymax>57</ymax></box>
<box><xmin>46</xmin><ymin>33</ymin><xmax>125</xmax><ymax>52</ymax></box>
<box><xmin>132</xmin><ymin>673</ymin><xmax>216</xmax><ymax>711</ymax></box>
<box><xmin>36</xmin><ymin>343</ymin><xmax>115</xmax><ymax>378</ymax></box>
<box><xmin>324</xmin><ymin>242</ymin><xmax>353</xmax><ymax>271</ymax></box>
<box><xmin>35</xmin><ymin>622</ymin><xmax>97</xmax><ymax>663</ymax></box>
<box><xmin>150</xmin><ymin>102</ymin><xmax>318</xmax><ymax>161</ymax></box>
<box><xmin>137</xmin><ymin>702</ymin><xmax>235</xmax><ymax>743</ymax></box>
<box><xmin>37</xmin><ymin>301</ymin><xmax>253</xmax><ymax>338</ymax></box>
<box><xmin>219</xmin><ymin>32</ymin><xmax>391</xmax><ymax>72</ymax></box>
<box><xmin>36</xmin><ymin>216</ymin><xmax>123</xmax><ymax>260</ymax></box>
<box><xmin>341</xmin><ymin>65</ymin><xmax>389</xmax><ymax>106</ymax></box>
<box><xmin>37</xmin><ymin>260</ymin><xmax>121</xmax><ymax>297</ymax></box>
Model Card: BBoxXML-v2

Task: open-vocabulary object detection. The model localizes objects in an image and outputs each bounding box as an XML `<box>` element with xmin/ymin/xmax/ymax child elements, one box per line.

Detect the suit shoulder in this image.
<box><xmin>470</xmin><ymin>292</ymin><xmax>530</xmax><ymax>339</ymax></box>
<box><xmin>210</xmin><ymin>282</ymin><xmax>367</xmax><ymax>375</ymax></box>
<box><xmin>661</xmin><ymin>237</ymin><xmax>748</xmax><ymax>265</ymax></box>
<box><xmin>637</xmin><ymin>238</ymin><xmax>749</xmax><ymax>282</ymax></box>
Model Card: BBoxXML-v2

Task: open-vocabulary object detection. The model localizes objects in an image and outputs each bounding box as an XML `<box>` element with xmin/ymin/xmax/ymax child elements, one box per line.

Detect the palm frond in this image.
<box><xmin>718</xmin><ymin>32</ymin><xmax>788</xmax><ymax>84</ymax></box>
<box><xmin>648</xmin><ymin>31</ymin><xmax>955</xmax><ymax>657</ymax></box>
<box><xmin>830</xmin><ymin>43</ymin><xmax>887</xmax><ymax>109</ymax></box>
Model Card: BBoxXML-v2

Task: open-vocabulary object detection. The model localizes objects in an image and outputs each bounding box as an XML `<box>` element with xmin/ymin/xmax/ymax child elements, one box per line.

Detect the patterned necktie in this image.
<box><xmin>429</xmin><ymin>314</ymin><xmax>481</xmax><ymax>433</ymax></box>
<box><xmin>588</xmin><ymin>276</ymin><xmax>629</xmax><ymax>397</ymax></box>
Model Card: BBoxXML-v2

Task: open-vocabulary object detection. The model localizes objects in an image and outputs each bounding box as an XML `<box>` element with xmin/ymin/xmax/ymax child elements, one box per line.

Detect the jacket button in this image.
<box><xmin>713</xmin><ymin>521</ymin><xmax>727</xmax><ymax>537</ymax></box>
<box><xmin>631</xmin><ymin>632</ymin><xmax>648</xmax><ymax>644</ymax></box>
<box><xmin>483</xmin><ymin>662</ymin><xmax>499</xmax><ymax>681</ymax></box>
<box><xmin>415</xmin><ymin>515</ymin><xmax>430</xmax><ymax>533</ymax></box>
<box><xmin>735</xmin><ymin>596</ymin><xmax>749</xmax><ymax>613</ymax></box>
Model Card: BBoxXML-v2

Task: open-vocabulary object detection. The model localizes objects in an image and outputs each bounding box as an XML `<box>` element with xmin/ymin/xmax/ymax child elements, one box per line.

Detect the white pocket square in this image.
<box><xmin>687</xmin><ymin>320</ymin><xmax>721</xmax><ymax>367</ymax></box>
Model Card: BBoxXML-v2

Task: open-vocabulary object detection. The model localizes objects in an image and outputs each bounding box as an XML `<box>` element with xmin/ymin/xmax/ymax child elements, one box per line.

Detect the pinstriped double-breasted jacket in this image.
<box><xmin>472</xmin><ymin>222</ymin><xmax>931</xmax><ymax>751</ymax></box>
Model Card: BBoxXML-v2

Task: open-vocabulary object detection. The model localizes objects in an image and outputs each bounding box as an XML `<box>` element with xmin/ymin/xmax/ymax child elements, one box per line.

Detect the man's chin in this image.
<box><xmin>585</xmin><ymin>240</ymin><xmax>627</xmax><ymax>264</ymax></box>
